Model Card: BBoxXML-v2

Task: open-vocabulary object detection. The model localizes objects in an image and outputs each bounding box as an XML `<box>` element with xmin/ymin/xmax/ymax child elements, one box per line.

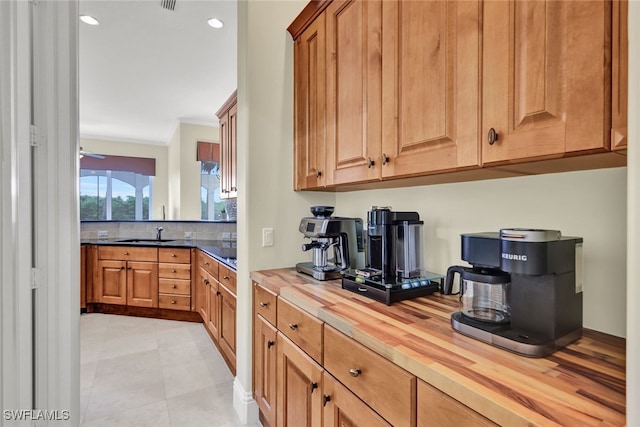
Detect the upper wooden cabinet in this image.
<box><xmin>289</xmin><ymin>0</ymin><xmax>627</xmax><ymax>189</ymax></box>
<box><xmin>294</xmin><ymin>13</ymin><xmax>327</xmax><ymax>190</ymax></box>
<box><xmin>482</xmin><ymin>0</ymin><xmax>613</xmax><ymax>165</ymax></box>
<box><xmin>217</xmin><ymin>91</ymin><xmax>238</xmax><ymax>199</ymax></box>
<box><xmin>381</xmin><ymin>0</ymin><xmax>481</xmax><ymax>177</ymax></box>
<box><xmin>325</xmin><ymin>0</ymin><xmax>382</xmax><ymax>186</ymax></box>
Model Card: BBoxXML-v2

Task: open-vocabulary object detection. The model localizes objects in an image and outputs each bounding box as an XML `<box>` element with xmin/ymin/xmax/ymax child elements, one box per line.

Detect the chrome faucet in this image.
<box><xmin>156</xmin><ymin>227</ymin><xmax>164</xmax><ymax>241</ymax></box>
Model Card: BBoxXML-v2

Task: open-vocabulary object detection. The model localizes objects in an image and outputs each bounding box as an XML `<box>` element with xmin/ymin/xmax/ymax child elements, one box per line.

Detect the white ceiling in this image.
<box><xmin>79</xmin><ymin>0</ymin><xmax>237</xmax><ymax>145</ymax></box>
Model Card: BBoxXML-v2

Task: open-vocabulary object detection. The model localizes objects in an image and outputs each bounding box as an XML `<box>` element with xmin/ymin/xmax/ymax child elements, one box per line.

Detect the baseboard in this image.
<box><xmin>233</xmin><ymin>377</ymin><xmax>259</xmax><ymax>425</ymax></box>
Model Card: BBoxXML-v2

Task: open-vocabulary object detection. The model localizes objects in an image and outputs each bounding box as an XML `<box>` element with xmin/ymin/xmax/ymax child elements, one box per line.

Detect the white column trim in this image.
<box><xmin>233</xmin><ymin>377</ymin><xmax>259</xmax><ymax>425</ymax></box>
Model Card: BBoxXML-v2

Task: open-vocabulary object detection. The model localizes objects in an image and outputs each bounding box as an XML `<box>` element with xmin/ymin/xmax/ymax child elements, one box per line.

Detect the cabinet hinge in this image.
<box><xmin>30</xmin><ymin>125</ymin><xmax>45</xmax><ymax>147</ymax></box>
<box><xmin>31</xmin><ymin>268</ymin><xmax>41</xmax><ymax>289</ymax></box>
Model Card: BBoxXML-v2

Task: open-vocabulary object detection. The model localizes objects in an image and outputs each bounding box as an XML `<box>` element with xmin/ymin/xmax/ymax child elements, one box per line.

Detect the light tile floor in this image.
<box><xmin>80</xmin><ymin>313</ymin><xmax>256</xmax><ymax>426</ymax></box>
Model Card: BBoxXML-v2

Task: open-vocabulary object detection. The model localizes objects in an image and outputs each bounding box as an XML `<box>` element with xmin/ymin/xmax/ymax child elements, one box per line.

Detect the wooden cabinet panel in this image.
<box><xmin>417</xmin><ymin>379</ymin><xmax>498</xmax><ymax>427</ymax></box>
<box><xmin>159</xmin><ymin>278</ymin><xmax>190</xmax><ymax>295</ymax></box>
<box><xmin>97</xmin><ymin>259</ymin><xmax>127</xmax><ymax>305</ymax></box>
<box><xmin>219</xmin><ymin>264</ymin><xmax>237</xmax><ymax>294</ymax></box>
<box><xmin>217</xmin><ymin>92</ymin><xmax>238</xmax><ymax>199</ymax></box>
<box><xmin>381</xmin><ymin>0</ymin><xmax>481</xmax><ymax>177</ymax></box>
<box><xmin>158</xmin><ymin>294</ymin><xmax>191</xmax><ymax>311</ymax></box>
<box><xmin>612</xmin><ymin>0</ymin><xmax>628</xmax><ymax>151</ymax></box>
<box><xmin>80</xmin><ymin>245</ymin><xmax>87</xmax><ymax>309</ymax></box>
<box><xmin>322</xmin><ymin>372</ymin><xmax>391</xmax><ymax>427</ymax></box>
<box><xmin>277</xmin><ymin>297</ymin><xmax>323</xmax><ymax>363</ymax></box>
<box><xmin>98</xmin><ymin>246</ymin><xmax>158</xmax><ymax>262</ymax></box>
<box><xmin>207</xmin><ymin>277</ymin><xmax>221</xmax><ymax>340</ymax></box>
<box><xmin>255</xmin><ymin>314</ymin><xmax>278</xmax><ymax>427</ymax></box>
<box><xmin>159</xmin><ymin>247</ymin><xmax>191</xmax><ymax>264</ymax></box>
<box><xmin>325</xmin><ymin>0</ymin><xmax>382</xmax><ymax>186</ymax></box>
<box><xmin>158</xmin><ymin>263</ymin><xmax>191</xmax><ymax>280</ymax></box>
<box><xmin>219</xmin><ymin>284</ymin><xmax>237</xmax><ymax>373</ymax></box>
<box><xmin>294</xmin><ymin>13</ymin><xmax>327</xmax><ymax>190</ymax></box>
<box><xmin>277</xmin><ymin>332</ymin><xmax>323</xmax><ymax>427</ymax></box>
<box><xmin>255</xmin><ymin>282</ymin><xmax>278</xmax><ymax>325</ymax></box>
<box><xmin>197</xmin><ymin>267</ymin><xmax>210</xmax><ymax>321</ymax></box>
<box><xmin>198</xmin><ymin>250</ymin><xmax>219</xmax><ymax>279</ymax></box>
<box><xmin>482</xmin><ymin>0</ymin><xmax>611</xmax><ymax>164</ymax></box>
<box><xmin>323</xmin><ymin>325</ymin><xmax>416</xmax><ymax>427</ymax></box>
<box><xmin>126</xmin><ymin>261</ymin><xmax>158</xmax><ymax>308</ymax></box>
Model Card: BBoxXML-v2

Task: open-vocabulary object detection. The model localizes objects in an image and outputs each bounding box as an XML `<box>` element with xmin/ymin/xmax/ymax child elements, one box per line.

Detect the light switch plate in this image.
<box><xmin>97</xmin><ymin>230</ymin><xmax>108</xmax><ymax>239</ymax></box>
<box><xmin>262</xmin><ymin>228</ymin><xmax>274</xmax><ymax>247</ymax></box>
<box><xmin>184</xmin><ymin>231</ymin><xmax>193</xmax><ymax>239</ymax></box>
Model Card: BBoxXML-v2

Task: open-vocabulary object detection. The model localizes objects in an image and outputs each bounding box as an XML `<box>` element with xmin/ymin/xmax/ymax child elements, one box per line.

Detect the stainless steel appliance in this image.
<box><xmin>341</xmin><ymin>207</ymin><xmax>441</xmax><ymax>305</ymax></box>
<box><xmin>295</xmin><ymin>207</ymin><xmax>364</xmax><ymax>281</ymax></box>
<box><xmin>443</xmin><ymin>228</ymin><xmax>583</xmax><ymax>357</ymax></box>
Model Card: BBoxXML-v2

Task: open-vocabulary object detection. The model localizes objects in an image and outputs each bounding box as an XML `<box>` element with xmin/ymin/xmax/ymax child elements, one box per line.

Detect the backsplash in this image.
<box><xmin>81</xmin><ymin>221</ymin><xmax>237</xmax><ymax>241</ymax></box>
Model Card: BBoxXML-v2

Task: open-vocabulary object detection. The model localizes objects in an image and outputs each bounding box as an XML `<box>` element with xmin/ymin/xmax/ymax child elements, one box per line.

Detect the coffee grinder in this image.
<box><xmin>296</xmin><ymin>206</ymin><xmax>365</xmax><ymax>281</ymax></box>
<box><xmin>443</xmin><ymin>228</ymin><xmax>583</xmax><ymax>357</ymax></box>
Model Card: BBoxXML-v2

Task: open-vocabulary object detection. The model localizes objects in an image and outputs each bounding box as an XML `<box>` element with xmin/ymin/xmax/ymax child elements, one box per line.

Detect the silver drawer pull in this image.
<box><xmin>171</xmin><ymin>285</ymin><xmax>177</xmax><ymax>289</ymax></box>
<box><xmin>288</xmin><ymin>323</ymin><xmax>298</xmax><ymax>331</ymax></box>
<box><xmin>171</xmin><ymin>300</ymin><xmax>176</xmax><ymax>304</ymax></box>
<box><xmin>349</xmin><ymin>368</ymin><xmax>361</xmax><ymax>377</ymax></box>
<box><xmin>259</xmin><ymin>302</ymin><xmax>269</xmax><ymax>307</ymax></box>
<box><xmin>223</xmin><ymin>275</ymin><xmax>230</xmax><ymax>280</ymax></box>
<box><xmin>171</xmin><ymin>270</ymin><xmax>177</xmax><ymax>273</ymax></box>
<box><xmin>171</xmin><ymin>254</ymin><xmax>177</xmax><ymax>257</ymax></box>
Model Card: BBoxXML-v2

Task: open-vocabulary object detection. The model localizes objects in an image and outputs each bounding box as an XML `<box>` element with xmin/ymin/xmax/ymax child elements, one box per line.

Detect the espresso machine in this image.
<box><xmin>296</xmin><ymin>206</ymin><xmax>365</xmax><ymax>280</ymax></box>
<box><xmin>342</xmin><ymin>207</ymin><xmax>441</xmax><ymax>305</ymax></box>
<box><xmin>443</xmin><ymin>228</ymin><xmax>583</xmax><ymax>357</ymax></box>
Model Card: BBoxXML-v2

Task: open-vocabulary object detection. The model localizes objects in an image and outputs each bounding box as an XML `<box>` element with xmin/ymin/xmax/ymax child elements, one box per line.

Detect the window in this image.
<box><xmin>80</xmin><ymin>154</ymin><xmax>155</xmax><ymax>221</ymax></box>
<box><xmin>201</xmin><ymin>161</ymin><xmax>225</xmax><ymax>220</ymax></box>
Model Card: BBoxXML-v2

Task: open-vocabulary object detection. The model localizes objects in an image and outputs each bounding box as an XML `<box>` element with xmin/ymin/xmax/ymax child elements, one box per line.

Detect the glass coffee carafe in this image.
<box><xmin>445</xmin><ymin>266</ymin><xmax>511</xmax><ymax>323</ymax></box>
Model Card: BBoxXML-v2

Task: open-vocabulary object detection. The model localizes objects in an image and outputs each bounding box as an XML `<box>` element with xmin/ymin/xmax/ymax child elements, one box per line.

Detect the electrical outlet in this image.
<box><xmin>262</xmin><ymin>228</ymin><xmax>274</xmax><ymax>247</ymax></box>
<box><xmin>184</xmin><ymin>231</ymin><xmax>193</xmax><ymax>239</ymax></box>
<box><xmin>97</xmin><ymin>230</ymin><xmax>108</xmax><ymax>239</ymax></box>
<box><xmin>231</xmin><ymin>232</ymin><xmax>237</xmax><ymax>240</ymax></box>
<box><xmin>222</xmin><ymin>232</ymin><xmax>231</xmax><ymax>240</ymax></box>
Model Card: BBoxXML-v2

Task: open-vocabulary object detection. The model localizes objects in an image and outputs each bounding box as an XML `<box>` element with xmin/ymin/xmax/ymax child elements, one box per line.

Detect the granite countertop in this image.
<box><xmin>250</xmin><ymin>268</ymin><xmax>626</xmax><ymax>427</ymax></box>
<box><xmin>82</xmin><ymin>238</ymin><xmax>237</xmax><ymax>270</ymax></box>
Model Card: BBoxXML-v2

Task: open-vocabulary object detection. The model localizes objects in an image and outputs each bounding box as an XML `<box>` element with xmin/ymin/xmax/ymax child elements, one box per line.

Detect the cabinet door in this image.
<box><xmin>127</xmin><ymin>261</ymin><xmax>158</xmax><ymax>308</ymax></box>
<box><xmin>482</xmin><ymin>0</ymin><xmax>611</xmax><ymax>164</ymax></box>
<box><xmin>228</xmin><ymin>102</ymin><xmax>238</xmax><ymax>198</ymax></box>
<box><xmin>219</xmin><ymin>109</ymin><xmax>231</xmax><ymax>198</ymax></box>
<box><xmin>255</xmin><ymin>314</ymin><xmax>278</xmax><ymax>427</ymax></box>
<box><xmin>277</xmin><ymin>333</ymin><xmax>323</xmax><ymax>427</ymax></box>
<box><xmin>325</xmin><ymin>0</ymin><xmax>382</xmax><ymax>186</ymax></box>
<box><xmin>80</xmin><ymin>245</ymin><xmax>87</xmax><ymax>309</ymax></box>
<box><xmin>207</xmin><ymin>278</ymin><xmax>220</xmax><ymax>340</ymax></box>
<box><xmin>381</xmin><ymin>0</ymin><xmax>481</xmax><ymax>177</ymax></box>
<box><xmin>97</xmin><ymin>259</ymin><xmax>127</xmax><ymax>305</ymax></box>
<box><xmin>322</xmin><ymin>372</ymin><xmax>390</xmax><ymax>427</ymax></box>
<box><xmin>218</xmin><ymin>284</ymin><xmax>237</xmax><ymax>373</ymax></box>
<box><xmin>294</xmin><ymin>13</ymin><xmax>327</xmax><ymax>190</ymax></box>
<box><xmin>612</xmin><ymin>0</ymin><xmax>628</xmax><ymax>151</ymax></box>
<box><xmin>197</xmin><ymin>267</ymin><xmax>210</xmax><ymax>321</ymax></box>
<box><xmin>417</xmin><ymin>380</ymin><xmax>498</xmax><ymax>427</ymax></box>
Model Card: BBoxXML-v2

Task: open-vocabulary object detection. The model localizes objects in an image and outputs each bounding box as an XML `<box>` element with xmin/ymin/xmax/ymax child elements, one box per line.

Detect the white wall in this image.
<box><xmin>179</xmin><ymin>123</ymin><xmax>218</xmax><ymax>220</ymax></box>
<box><xmin>336</xmin><ymin>168</ymin><xmax>627</xmax><ymax>337</ymax></box>
<box><xmin>81</xmin><ymin>137</ymin><xmax>169</xmax><ymax>220</ymax></box>
<box><xmin>167</xmin><ymin>126</ymin><xmax>181</xmax><ymax>219</ymax></box>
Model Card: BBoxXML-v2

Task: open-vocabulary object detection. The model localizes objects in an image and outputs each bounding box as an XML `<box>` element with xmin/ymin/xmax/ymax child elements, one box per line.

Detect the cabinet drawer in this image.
<box><xmin>158</xmin><ymin>294</ymin><xmax>191</xmax><ymax>311</ymax></box>
<box><xmin>159</xmin><ymin>248</ymin><xmax>191</xmax><ymax>264</ymax></box>
<box><xmin>324</xmin><ymin>325</ymin><xmax>416</xmax><ymax>427</ymax></box>
<box><xmin>254</xmin><ymin>282</ymin><xmax>277</xmax><ymax>325</ymax></box>
<box><xmin>198</xmin><ymin>250</ymin><xmax>219</xmax><ymax>279</ymax></box>
<box><xmin>159</xmin><ymin>278</ymin><xmax>191</xmax><ymax>296</ymax></box>
<box><xmin>98</xmin><ymin>246</ymin><xmax>158</xmax><ymax>262</ymax></box>
<box><xmin>219</xmin><ymin>264</ymin><xmax>236</xmax><ymax>294</ymax></box>
<box><xmin>277</xmin><ymin>297</ymin><xmax>323</xmax><ymax>363</ymax></box>
<box><xmin>159</xmin><ymin>263</ymin><xmax>191</xmax><ymax>280</ymax></box>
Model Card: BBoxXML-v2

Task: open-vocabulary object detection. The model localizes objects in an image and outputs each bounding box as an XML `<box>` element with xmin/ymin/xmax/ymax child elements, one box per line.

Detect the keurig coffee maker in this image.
<box><xmin>443</xmin><ymin>228</ymin><xmax>583</xmax><ymax>357</ymax></box>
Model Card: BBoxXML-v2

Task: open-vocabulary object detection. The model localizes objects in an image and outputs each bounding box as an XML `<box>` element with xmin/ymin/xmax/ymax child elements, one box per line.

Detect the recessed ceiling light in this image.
<box><xmin>207</xmin><ymin>18</ymin><xmax>224</xmax><ymax>29</ymax></box>
<box><xmin>80</xmin><ymin>15</ymin><xmax>100</xmax><ymax>26</ymax></box>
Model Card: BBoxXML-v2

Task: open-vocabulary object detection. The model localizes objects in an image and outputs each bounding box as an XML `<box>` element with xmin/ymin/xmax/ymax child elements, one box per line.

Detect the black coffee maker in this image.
<box><xmin>443</xmin><ymin>229</ymin><xmax>583</xmax><ymax>357</ymax></box>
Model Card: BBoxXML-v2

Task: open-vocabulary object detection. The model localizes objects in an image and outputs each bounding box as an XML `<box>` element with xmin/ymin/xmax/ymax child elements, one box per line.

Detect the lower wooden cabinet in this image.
<box><xmin>255</xmin><ymin>314</ymin><xmax>278</xmax><ymax>427</ymax></box>
<box><xmin>80</xmin><ymin>246</ymin><xmax>87</xmax><ymax>309</ymax></box>
<box><xmin>218</xmin><ymin>283</ymin><xmax>237</xmax><ymax>373</ymax></box>
<box><xmin>96</xmin><ymin>259</ymin><xmax>127</xmax><ymax>305</ymax></box>
<box><xmin>126</xmin><ymin>261</ymin><xmax>159</xmax><ymax>308</ymax></box>
<box><xmin>322</xmin><ymin>372</ymin><xmax>390</xmax><ymax>427</ymax></box>
<box><xmin>276</xmin><ymin>332</ymin><xmax>323</xmax><ymax>427</ymax></box>
<box><xmin>417</xmin><ymin>380</ymin><xmax>498</xmax><ymax>427</ymax></box>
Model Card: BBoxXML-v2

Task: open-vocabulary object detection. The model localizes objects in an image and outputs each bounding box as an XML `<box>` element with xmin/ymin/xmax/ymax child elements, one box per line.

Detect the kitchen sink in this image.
<box><xmin>116</xmin><ymin>238</ymin><xmax>176</xmax><ymax>243</ymax></box>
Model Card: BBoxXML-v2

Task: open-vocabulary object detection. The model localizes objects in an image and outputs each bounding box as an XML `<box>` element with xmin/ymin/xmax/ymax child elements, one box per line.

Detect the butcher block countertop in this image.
<box><xmin>250</xmin><ymin>268</ymin><xmax>626</xmax><ymax>427</ymax></box>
